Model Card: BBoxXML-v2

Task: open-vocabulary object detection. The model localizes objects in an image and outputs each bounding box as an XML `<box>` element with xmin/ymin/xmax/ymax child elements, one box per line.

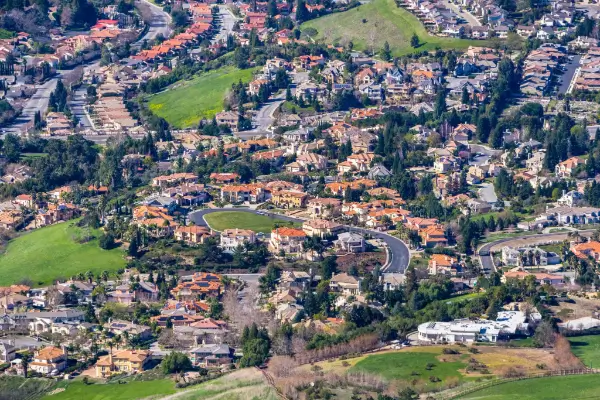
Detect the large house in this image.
<box><xmin>269</xmin><ymin>227</ymin><xmax>307</xmax><ymax>256</ymax></box>
<box><xmin>174</xmin><ymin>225</ymin><xmax>213</xmax><ymax>244</ymax></box>
<box><xmin>30</xmin><ymin>346</ymin><xmax>67</xmax><ymax>375</ymax></box>
<box><xmin>219</xmin><ymin>228</ymin><xmax>256</xmax><ymax>253</ymax></box>
<box><xmin>95</xmin><ymin>350</ymin><xmax>151</xmax><ymax>378</ymax></box>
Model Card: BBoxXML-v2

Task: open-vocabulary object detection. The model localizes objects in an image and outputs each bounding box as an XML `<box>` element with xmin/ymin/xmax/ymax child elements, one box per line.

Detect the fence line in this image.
<box><xmin>437</xmin><ymin>368</ymin><xmax>600</xmax><ymax>399</ymax></box>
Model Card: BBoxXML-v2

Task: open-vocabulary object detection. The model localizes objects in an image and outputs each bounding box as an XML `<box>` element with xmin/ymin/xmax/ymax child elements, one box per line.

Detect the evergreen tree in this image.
<box><xmin>410</xmin><ymin>33</ymin><xmax>419</xmax><ymax>48</ymax></box>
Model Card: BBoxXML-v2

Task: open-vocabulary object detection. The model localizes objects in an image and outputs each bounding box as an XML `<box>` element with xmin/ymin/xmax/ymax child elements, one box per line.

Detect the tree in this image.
<box><xmin>410</xmin><ymin>33</ymin><xmax>419</xmax><ymax>48</ymax></box>
<box><xmin>477</xmin><ymin>115</ymin><xmax>491</xmax><ymax>143</ymax></box>
<box><xmin>533</xmin><ymin>320</ymin><xmax>556</xmax><ymax>348</ymax></box>
<box><xmin>434</xmin><ymin>89</ymin><xmax>446</xmax><ymax>118</ymax></box>
<box><xmin>21</xmin><ymin>352</ymin><xmax>32</xmax><ymax>378</ymax></box>
<box><xmin>380</xmin><ymin>41</ymin><xmax>392</xmax><ymax>62</ymax></box>
<box><xmin>461</xmin><ymin>86</ymin><xmax>470</xmax><ymax>104</ymax></box>
<box><xmin>99</xmin><ymin>233</ymin><xmax>116</xmax><ymax>250</ymax></box>
<box><xmin>296</xmin><ymin>0</ymin><xmax>310</xmax><ymax>22</ymax></box>
<box><xmin>161</xmin><ymin>352</ymin><xmax>192</xmax><ymax>374</ymax></box>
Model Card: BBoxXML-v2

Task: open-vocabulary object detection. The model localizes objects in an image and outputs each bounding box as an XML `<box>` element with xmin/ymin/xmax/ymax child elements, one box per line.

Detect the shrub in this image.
<box><xmin>425</xmin><ymin>363</ymin><xmax>435</xmax><ymax>370</ymax></box>
<box><xmin>468</xmin><ymin>347</ymin><xmax>480</xmax><ymax>354</ymax></box>
<box><xmin>443</xmin><ymin>348</ymin><xmax>459</xmax><ymax>355</ymax></box>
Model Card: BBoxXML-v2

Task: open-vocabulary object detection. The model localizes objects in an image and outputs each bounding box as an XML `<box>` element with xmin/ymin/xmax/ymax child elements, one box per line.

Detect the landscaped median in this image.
<box><xmin>202</xmin><ymin>211</ymin><xmax>301</xmax><ymax>233</ymax></box>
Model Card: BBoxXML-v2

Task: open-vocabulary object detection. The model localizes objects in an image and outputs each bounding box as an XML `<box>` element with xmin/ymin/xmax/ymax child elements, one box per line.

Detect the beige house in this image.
<box><xmin>308</xmin><ymin>198</ymin><xmax>342</xmax><ymax>218</ymax></box>
<box><xmin>175</xmin><ymin>225</ymin><xmax>213</xmax><ymax>244</ymax></box>
<box><xmin>302</xmin><ymin>219</ymin><xmax>344</xmax><ymax>238</ymax></box>
<box><xmin>329</xmin><ymin>273</ymin><xmax>361</xmax><ymax>296</ymax></box>
<box><xmin>269</xmin><ymin>227</ymin><xmax>306</xmax><ymax>255</ymax></box>
<box><xmin>95</xmin><ymin>350</ymin><xmax>151</xmax><ymax>378</ymax></box>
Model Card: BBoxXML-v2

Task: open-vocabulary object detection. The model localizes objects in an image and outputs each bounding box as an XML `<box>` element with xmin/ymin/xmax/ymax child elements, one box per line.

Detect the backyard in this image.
<box><xmin>0</xmin><ymin>221</ymin><xmax>126</xmax><ymax>286</ymax></box>
<box><xmin>147</xmin><ymin>66</ymin><xmax>258</xmax><ymax>128</ymax></box>
<box><xmin>301</xmin><ymin>0</ymin><xmax>486</xmax><ymax>56</ymax></box>
<box><xmin>203</xmin><ymin>211</ymin><xmax>300</xmax><ymax>233</ymax></box>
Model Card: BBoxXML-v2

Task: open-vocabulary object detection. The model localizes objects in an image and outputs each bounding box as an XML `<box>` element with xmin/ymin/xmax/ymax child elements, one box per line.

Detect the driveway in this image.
<box><xmin>188</xmin><ymin>208</ymin><xmax>411</xmax><ymax>273</ymax></box>
<box><xmin>442</xmin><ymin>0</ymin><xmax>481</xmax><ymax>26</ymax></box>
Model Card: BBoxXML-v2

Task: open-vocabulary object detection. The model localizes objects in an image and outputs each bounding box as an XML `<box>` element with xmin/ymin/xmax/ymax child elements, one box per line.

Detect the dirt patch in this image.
<box><xmin>336</xmin><ymin>252</ymin><xmax>386</xmax><ymax>273</ymax></box>
<box><xmin>472</xmin><ymin>346</ymin><xmax>559</xmax><ymax>375</ymax></box>
<box><xmin>549</xmin><ymin>296</ymin><xmax>600</xmax><ymax>322</ymax></box>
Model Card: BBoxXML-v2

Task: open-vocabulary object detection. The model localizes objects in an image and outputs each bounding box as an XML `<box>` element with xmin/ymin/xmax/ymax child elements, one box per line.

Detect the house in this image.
<box><xmin>270</xmin><ymin>190</ymin><xmax>308</xmax><ymax>208</ymax></box>
<box><xmin>189</xmin><ymin>344</ymin><xmax>232</xmax><ymax>368</ymax></box>
<box><xmin>557</xmin><ymin>190</ymin><xmax>583</xmax><ymax>207</ymax></box>
<box><xmin>419</xmin><ymin>225</ymin><xmax>448</xmax><ymax>247</ymax></box>
<box><xmin>104</xmin><ymin>320</ymin><xmax>152</xmax><ymax>339</ymax></box>
<box><xmin>219</xmin><ymin>228</ymin><xmax>256</xmax><ymax>253</ymax></box>
<box><xmin>269</xmin><ymin>227</ymin><xmax>306</xmax><ymax>256</ymax></box>
<box><xmin>302</xmin><ymin>219</ymin><xmax>344</xmax><ymax>238</ymax></box>
<box><xmin>502</xmin><ymin>269</ymin><xmax>564</xmax><ymax>286</ymax></box>
<box><xmin>308</xmin><ymin>198</ymin><xmax>342</xmax><ymax>218</ymax></box>
<box><xmin>175</xmin><ymin>225</ymin><xmax>213</xmax><ymax>244</ymax></box>
<box><xmin>95</xmin><ymin>350</ymin><xmax>151</xmax><ymax>378</ymax></box>
<box><xmin>335</xmin><ymin>232</ymin><xmax>365</xmax><ymax>253</ymax></box>
<box><xmin>0</xmin><ymin>341</ymin><xmax>16</xmax><ymax>362</ymax></box>
<box><xmin>329</xmin><ymin>273</ymin><xmax>361</xmax><ymax>296</ymax></box>
<box><xmin>428</xmin><ymin>254</ymin><xmax>459</xmax><ymax>275</ymax></box>
<box><xmin>30</xmin><ymin>346</ymin><xmax>67</xmax><ymax>375</ymax></box>
<box><xmin>555</xmin><ymin>156</ymin><xmax>585</xmax><ymax>177</ymax></box>
<box><xmin>14</xmin><ymin>194</ymin><xmax>34</xmax><ymax>208</ymax></box>
<box><xmin>152</xmin><ymin>173</ymin><xmax>197</xmax><ymax>188</ymax></box>
<box><xmin>215</xmin><ymin>111</ymin><xmax>240</xmax><ymax>131</ymax></box>
<box><xmin>465</xmin><ymin>198</ymin><xmax>492</xmax><ymax>214</ymax></box>
<box><xmin>367</xmin><ymin>164</ymin><xmax>392</xmax><ymax>179</ymax></box>
<box><xmin>209</xmin><ymin>173</ymin><xmax>240</xmax><ymax>184</ymax></box>
<box><xmin>572</xmin><ymin>241</ymin><xmax>600</xmax><ymax>261</ymax></box>
<box><xmin>171</xmin><ymin>272</ymin><xmax>222</xmax><ymax>300</ymax></box>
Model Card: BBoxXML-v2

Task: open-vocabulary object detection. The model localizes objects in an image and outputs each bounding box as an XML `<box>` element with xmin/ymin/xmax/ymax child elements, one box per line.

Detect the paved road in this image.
<box><xmin>212</xmin><ymin>6</ymin><xmax>238</xmax><ymax>44</ymax></box>
<box><xmin>559</xmin><ymin>54</ymin><xmax>581</xmax><ymax>95</ymax></box>
<box><xmin>478</xmin><ymin>230</ymin><xmax>594</xmax><ymax>274</ymax></box>
<box><xmin>236</xmin><ymin>72</ymin><xmax>309</xmax><ymax>140</ymax></box>
<box><xmin>442</xmin><ymin>0</ymin><xmax>481</xmax><ymax>26</ymax></box>
<box><xmin>188</xmin><ymin>208</ymin><xmax>411</xmax><ymax>273</ymax></box>
<box><xmin>133</xmin><ymin>0</ymin><xmax>173</xmax><ymax>49</ymax></box>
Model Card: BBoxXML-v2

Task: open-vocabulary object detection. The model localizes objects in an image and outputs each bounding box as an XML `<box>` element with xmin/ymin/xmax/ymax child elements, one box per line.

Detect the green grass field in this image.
<box><xmin>568</xmin><ymin>335</ymin><xmax>600</xmax><ymax>368</ymax></box>
<box><xmin>351</xmin><ymin>350</ymin><xmax>467</xmax><ymax>389</ymax></box>
<box><xmin>203</xmin><ymin>211</ymin><xmax>300</xmax><ymax>233</ymax></box>
<box><xmin>460</xmin><ymin>374</ymin><xmax>600</xmax><ymax>399</ymax></box>
<box><xmin>301</xmin><ymin>0</ymin><xmax>486</xmax><ymax>56</ymax></box>
<box><xmin>147</xmin><ymin>66</ymin><xmax>257</xmax><ymax>128</ymax></box>
<box><xmin>44</xmin><ymin>379</ymin><xmax>176</xmax><ymax>400</ymax></box>
<box><xmin>0</xmin><ymin>221</ymin><xmax>126</xmax><ymax>286</ymax></box>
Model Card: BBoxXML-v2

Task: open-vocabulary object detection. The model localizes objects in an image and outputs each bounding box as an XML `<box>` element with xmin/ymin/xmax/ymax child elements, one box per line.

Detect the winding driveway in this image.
<box><xmin>188</xmin><ymin>208</ymin><xmax>411</xmax><ymax>274</ymax></box>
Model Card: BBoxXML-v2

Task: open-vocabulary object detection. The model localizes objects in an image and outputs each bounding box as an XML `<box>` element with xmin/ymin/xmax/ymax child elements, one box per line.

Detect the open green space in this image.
<box><xmin>44</xmin><ymin>379</ymin><xmax>176</xmax><ymax>400</ymax></box>
<box><xmin>203</xmin><ymin>211</ymin><xmax>300</xmax><ymax>233</ymax></box>
<box><xmin>0</xmin><ymin>221</ymin><xmax>126</xmax><ymax>286</ymax></box>
<box><xmin>301</xmin><ymin>0</ymin><xmax>487</xmax><ymax>56</ymax></box>
<box><xmin>351</xmin><ymin>350</ymin><xmax>467</xmax><ymax>389</ymax></box>
<box><xmin>460</xmin><ymin>374</ymin><xmax>600</xmax><ymax>399</ymax></box>
<box><xmin>147</xmin><ymin>66</ymin><xmax>257</xmax><ymax>128</ymax></box>
<box><xmin>568</xmin><ymin>335</ymin><xmax>600</xmax><ymax>368</ymax></box>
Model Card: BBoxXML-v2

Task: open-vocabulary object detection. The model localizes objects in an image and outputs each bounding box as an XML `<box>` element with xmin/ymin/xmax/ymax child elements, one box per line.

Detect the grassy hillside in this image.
<box><xmin>44</xmin><ymin>379</ymin><xmax>176</xmax><ymax>400</ymax></box>
<box><xmin>203</xmin><ymin>211</ymin><xmax>300</xmax><ymax>233</ymax></box>
<box><xmin>301</xmin><ymin>0</ymin><xmax>486</xmax><ymax>56</ymax></box>
<box><xmin>460</xmin><ymin>374</ymin><xmax>600</xmax><ymax>399</ymax></box>
<box><xmin>147</xmin><ymin>66</ymin><xmax>257</xmax><ymax>128</ymax></box>
<box><xmin>0</xmin><ymin>221</ymin><xmax>126</xmax><ymax>286</ymax></box>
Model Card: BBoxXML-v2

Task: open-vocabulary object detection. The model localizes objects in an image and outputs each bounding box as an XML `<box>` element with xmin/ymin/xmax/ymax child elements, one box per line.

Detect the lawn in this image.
<box><xmin>203</xmin><ymin>211</ymin><xmax>300</xmax><ymax>233</ymax></box>
<box><xmin>44</xmin><ymin>379</ymin><xmax>176</xmax><ymax>400</ymax></box>
<box><xmin>460</xmin><ymin>374</ymin><xmax>600</xmax><ymax>399</ymax></box>
<box><xmin>0</xmin><ymin>221</ymin><xmax>126</xmax><ymax>286</ymax></box>
<box><xmin>568</xmin><ymin>335</ymin><xmax>600</xmax><ymax>368</ymax></box>
<box><xmin>301</xmin><ymin>0</ymin><xmax>487</xmax><ymax>56</ymax></box>
<box><xmin>147</xmin><ymin>66</ymin><xmax>258</xmax><ymax>128</ymax></box>
<box><xmin>351</xmin><ymin>350</ymin><xmax>467</xmax><ymax>390</ymax></box>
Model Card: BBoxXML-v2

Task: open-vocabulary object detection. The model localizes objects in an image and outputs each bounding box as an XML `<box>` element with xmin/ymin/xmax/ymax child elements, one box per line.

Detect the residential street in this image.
<box><xmin>3</xmin><ymin>0</ymin><xmax>172</xmax><ymax>136</ymax></box>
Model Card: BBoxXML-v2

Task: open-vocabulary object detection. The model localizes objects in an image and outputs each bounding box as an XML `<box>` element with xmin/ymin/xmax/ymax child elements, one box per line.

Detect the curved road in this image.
<box><xmin>188</xmin><ymin>208</ymin><xmax>411</xmax><ymax>273</ymax></box>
